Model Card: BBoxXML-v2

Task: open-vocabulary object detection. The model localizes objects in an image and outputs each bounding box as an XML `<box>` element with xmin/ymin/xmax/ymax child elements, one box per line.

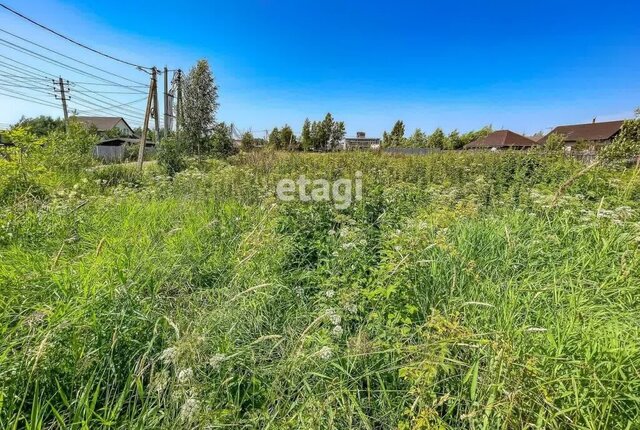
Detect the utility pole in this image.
<box><xmin>163</xmin><ymin>66</ymin><xmax>169</xmax><ymax>138</ymax></box>
<box><xmin>137</xmin><ymin>67</ymin><xmax>157</xmax><ymax>170</ymax></box>
<box><xmin>54</xmin><ymin>77</ymin><xmax>69</xmax><ymax>132</ymax></box>
<box><xmin>175</xmin><ymin>69</ymin><xmax>182</xmax><ymax>139</ymax></box>
<box><xmin>153</xmin><ymin>71</ymin><xmax>161</xmax><ymax>145</ymax></box>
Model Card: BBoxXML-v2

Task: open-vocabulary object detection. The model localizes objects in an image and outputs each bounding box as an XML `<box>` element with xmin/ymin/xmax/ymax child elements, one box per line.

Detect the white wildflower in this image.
<box><xmin>328</xmin><ymin>229</ymin><xmax>336</xmax><ymax>235</ymax></box>
<box><xmin>344</xmin><ymin>303</ymin><xmax>357</xmax><ymax>314</ymax></box>
<box><xmin>341</xmin><ymin>242</ymin><xmax>356</xmax><ymax>250</ymax></box>
<box><xmin>208</xmin><ymin>353</ymin><xmax>227</xmax><ymax>370</ymax></box>
<box><xmin>326</xmin><ymin>308</ymin><xmax>341</xmax><ymax>325</ymax></box>
<box><xmin>325</xmin><ymin>290</ymin><xmax>335</xmax><ymax>298</ymax></box>
<box><xmin>179</xmin><ymin>398</ymin><xmax>199</xmax><ymax>422</ymax></box>
<box><xmin>150</xmin><ymin>370</ymin><xmax>169</xmax><ymax>394</ymax></box>
<box><xmin>331</xmin><ymin>325</ymin><xmax>344</xmax><ymax>337</ymax></box>
<box><xmin>159</xmin><ymin>347</ymin><xmax>177</xmax><ymax>364</ymax></box>
<box><xmin>177</xmin><ymin>368</ymin><xmax>193</xmax><ymax>383</ymax></box>
<box><xmin>317</xmin><ymin>346</ymin><xmax>333</xmax><ymax>360</ymax></box>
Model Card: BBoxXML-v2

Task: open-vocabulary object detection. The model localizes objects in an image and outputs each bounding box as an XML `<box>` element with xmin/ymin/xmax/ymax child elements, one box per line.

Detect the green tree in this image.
<box><xmin>240</xmin><ymin>131</ymin><xmax>255</xmax><ymax>151</ymax></box>
<box><xmin>329</xmin><ymin>120</ymin><xmax>346</xmax><ymax>150</ymax></box>
<box><xmin>407</xmin><ymin>129</ymin><xmax>428</xmax><ymax>148</ymax></box>
<box><xmin>447</xmin><ymin>130</ymin><xmax>463</xmax><ymax>150</ymax></box>
<box><xmin>210</xmin><ymin>122</ymin><xmax>236</xmax><ymax>157</ymax></box>
<box><xmin>280</xmin><ymin>125</ymin><xmax>297</xmax><ymax>150</ymax></box>
<box><xmin>269</xmin><ymin>127</ymin><xmax>281</xmax><ymax>149</ymax></box>
<box><xmin>600</xmin><ymin>109</ymin><xmax>640</xmax><ymax>164</ymax></box>
<box><xmin>301</xmin><ymin>118</ymin><xmax>312</xmax><ymax>151</ymax></box>
<box><xmin>427</xmin><ymin>128</ymin><xmax>447</xmax><ymax>149</ymax></box>
<box><xmin>182</xmin><ymin>59</ymin><xmax>219</xmax><ymax>157</ymax></box>
<box><xmin>544</xmin><ymin>133</ymin><xmax>566</xmax><ymax>151</ymax></box>
<box><xmin>384</xmin><ymin>120</ymin><xmax>406</xmax><ymax>147</ymax></box>
<box><xmin>13</xmin><ymin>116</ymin><xmax>64</xmax><ymax>137</ymax></box>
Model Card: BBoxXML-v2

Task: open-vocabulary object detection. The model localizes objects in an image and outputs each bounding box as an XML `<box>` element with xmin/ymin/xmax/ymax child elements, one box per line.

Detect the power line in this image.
<box><xmin>0</xmin><ymin>87</ymin><xmax>59</xmax><ymax>109</ymax></box>
<box><xmin>0</xmin><ymin>55</ymin><xmax>55</xmax><ymax>79</ymax></box>
<box><xmin>0</xmin><ymin>37</ymin><xmax>148</xmax><ymax>93</ymax></box>
<box><xmin>0</xmin><ymin>3</ymin><xmax>151</xmax><ymax>71</ymax></box>
<box><xmin>0</xmin><ymin>27</ymin><xmax>148</xmax><ymax>87</ymax></box>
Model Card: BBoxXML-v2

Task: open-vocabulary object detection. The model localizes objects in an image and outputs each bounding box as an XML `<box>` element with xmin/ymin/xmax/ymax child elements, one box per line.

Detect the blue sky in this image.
<box><xmin>0</xmin><ymin>0</ymin><xmax>639</xmax><ymax>136</ymax></box>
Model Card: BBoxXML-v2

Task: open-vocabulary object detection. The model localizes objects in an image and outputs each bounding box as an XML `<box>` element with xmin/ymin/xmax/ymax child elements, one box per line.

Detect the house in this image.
<box><xmin>75</xmin><ymin>116</ymin><xmax>136</xmax><ymax>137</ymax></box>
<box><xmin>464</xmin><ymin>130</ymin><xmax>539</xmax><ymax>150</ymax></box>
<box><xmin>343</xmin><ymin>132</ymin><xmax>381</xmax><ymax>150</ymax></box>
<box><xmin>538</xmin><ymin>120</ymin><xmax>624</xmax><ymax>150</ymax></box>
<box><xmin>94</xmin><ymin>137</ymin><xmax>154</xmax><ymax>162</ymax></box>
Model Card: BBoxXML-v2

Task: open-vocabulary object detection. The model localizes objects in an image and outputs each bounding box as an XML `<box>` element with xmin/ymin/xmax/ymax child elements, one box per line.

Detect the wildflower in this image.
<box><xmin>328</xmin><ymin>229</ymin><xmax>336</xmax><ymax>235</ymax></box>
<box><xmin>150</xmin><ymin>371</ymin><xmax>169</xmax><ymax>394</ymax></box>
<box><xmin>317</xmin><ymin>346</ymin><xmax>333</xmax><ymax>360</ymax></box>
<box><xmin>159</xmin><ymin>347</ymin><xmax>177</xmax><ymax>364</ymax></box>
<box><xmin>177</xmin><ymin>368</ymin><xmax>193</xmax><ymax>383</ymax></box>
<box><xmin>526</xmin><ymin>327</ymin><xmax>547</xmax><ymax>333</ymax></box>
<box><xmin>208</xmin><ymin>353</ymin><xmax>227</xmax><ymax>370</ymax></box>
<box><xmin>179</xmin><ymin>398</ymin><xmax>199</xmax><ymax>422</ymax></box>
<box><xmin>331</xmin><ymin>325</ymin><xmax>344</xmax><ymax>337</ymax></box>
<box><xmin>344</xmin><ymin>303</ymin><xmax>357</xmax><ymax>314</ymax></box>
<box><xmin>341</xmin><ymin>242</ymin><xmax>356</xmax><ymax>250</ymax></box>
<box><xmin>326</xmin><ymin>308</ymin><xmax>341</xmax><ymax>325</ymax></box>
<box><xmin>325</xmin><ymin>290</ymin><xmax>335</xmax><ymax>298</ymax></box>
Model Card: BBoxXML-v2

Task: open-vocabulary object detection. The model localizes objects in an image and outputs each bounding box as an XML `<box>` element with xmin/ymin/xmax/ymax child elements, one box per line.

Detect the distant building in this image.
<box><xmin>94</xmin><ymin>137</ymin><xmax>154</xmax><ymax>162</ymax></box>
<box><xmin>464</xmin><ymin>130</ymin><xmax>539</xmax><ymax>150</ymax></box>
<box><xmin>343</xmin><ymin>132</ymin><xmax>380</xmax><ymax>150</ymax></box>
<box><xmin>538</xmin><ymin>120</ymin><xmax>624</xmax><ymax>150</ymax></box>
<box><xmin>76</xmin><ymin>116</ymin><xmax>136</xmax><ymax>137</ymax></box>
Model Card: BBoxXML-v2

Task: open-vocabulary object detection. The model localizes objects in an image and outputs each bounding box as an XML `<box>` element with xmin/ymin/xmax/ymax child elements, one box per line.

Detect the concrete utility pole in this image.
<box><xmin>54</xmin><ymin>77</ymin><xmax>69</xmax><ymax>132</ymax></box>
<box><xmin>163</xmin><ymin>66</ymin><xmax>169</xmax><ymax>138</ymax></box>
<box><xmin>153</xmin><ymin>71</ymin><xmax>161</xmax><ymax>145</ymax></box>
<box><xmin>175</xmin><ymin>69</ymin><xmax>182</xmax><ymax>139</ymax></box>
<box><xmin>137</xmin><ymin>67</ymin><xmax>157</xmax><ymax>170</ymax></box>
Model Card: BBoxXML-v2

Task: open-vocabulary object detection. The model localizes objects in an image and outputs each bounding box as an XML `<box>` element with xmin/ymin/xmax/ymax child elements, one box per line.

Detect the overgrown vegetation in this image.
<box><xmin>1</xmin><ymin>141</ymin><xmax>640</xmax><ymax>428</ymax></box>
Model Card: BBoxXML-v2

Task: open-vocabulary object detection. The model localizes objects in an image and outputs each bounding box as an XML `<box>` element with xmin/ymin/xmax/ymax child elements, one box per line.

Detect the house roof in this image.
<box><xmin>464</xmin><ymin>130</ymin><xmax>538</xmax><ymax>149</ymax></box>
<box><xmin>539</xmin><ymin>120</ymin><xmax>624</xmax><ymax>144</ymax></box>
<box><xmin>97</xmin><ymin>137</ymin><xmax>154</xmax><ymax>146</ymax></box>
<box><xmin>76</xmin><ymin>116</ymin><xmax>135</xmax><ymax>133</ymax></box>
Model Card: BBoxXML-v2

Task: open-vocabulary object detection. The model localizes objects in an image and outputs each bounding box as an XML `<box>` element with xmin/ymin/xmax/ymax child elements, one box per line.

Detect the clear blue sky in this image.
<box><xmin>1</xmin><ymin>0</ymin><xmax>639</xmax><ymax>136</ymax></box>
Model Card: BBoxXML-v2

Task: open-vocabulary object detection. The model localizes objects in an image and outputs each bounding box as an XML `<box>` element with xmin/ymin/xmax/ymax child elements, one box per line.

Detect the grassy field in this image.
<box><xmin>1</xmin><ymin>151</ymin><xmax>639</xmax><ymax>429</ymax></box>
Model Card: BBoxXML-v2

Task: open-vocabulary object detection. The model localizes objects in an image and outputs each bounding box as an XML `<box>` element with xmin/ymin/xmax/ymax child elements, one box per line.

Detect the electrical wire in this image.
<box><xmin>0</xmin><ymin>37</ymin><xmax>148</xmax><ymax>93</ymax></box>
<box><xmin>0</xmin><ymin>3</ymin><xmax>151</xmax><ymax>70</ymax></box>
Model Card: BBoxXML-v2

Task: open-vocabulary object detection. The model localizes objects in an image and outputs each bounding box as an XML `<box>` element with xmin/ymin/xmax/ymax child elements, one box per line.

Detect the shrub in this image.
<box><xmin>157</xmin><ymin>137</ymin><xmax>187</xmax><ymax>175</ymax></box>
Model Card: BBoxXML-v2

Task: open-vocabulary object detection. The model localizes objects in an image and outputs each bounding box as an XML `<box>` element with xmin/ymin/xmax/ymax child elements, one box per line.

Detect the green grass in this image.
<box><xmin>1</xmin><ymin>151</ymin><xmax>639</xmax><ymax>428</ymax></box>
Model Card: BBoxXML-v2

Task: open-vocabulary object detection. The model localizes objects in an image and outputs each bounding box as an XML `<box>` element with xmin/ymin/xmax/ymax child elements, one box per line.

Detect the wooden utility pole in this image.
<box><xmin>55</xmin><ymin>77</ymin><xmax>69</xmax><ymax>132</ymax></box>
<box><xmin>137</xmin><ymin>67</ymin><xmax>157</xmax><ymax>170</ymax></box>
<box><xmin>163</xmin><ymin>66</ymin><xmax>169</xmax><ymax>138</ymax></box>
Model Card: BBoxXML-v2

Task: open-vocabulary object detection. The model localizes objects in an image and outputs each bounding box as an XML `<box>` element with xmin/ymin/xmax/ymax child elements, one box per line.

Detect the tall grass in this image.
<box><xmin>1</xmin><ymin>151</ymin><xmax>639</xmax><ymax>428</ymax></box>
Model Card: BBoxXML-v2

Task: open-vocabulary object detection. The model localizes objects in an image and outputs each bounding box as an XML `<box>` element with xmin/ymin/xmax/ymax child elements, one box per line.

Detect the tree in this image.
<box><xmin>447</xmin><ymin>129</ymin><xmax>463</xmax><ymax>150</ymax></box>
<box><xmin>210</xmin><ymin>122</ymin><xmax>236</xmax><ymax>157</ymax></box>
<box><xmin>301</xmin><ymin>118</ymin><xmax>312</xmax><ymax>151</ymax></box>
<box><xmin>240</xmin><ymin>131</ymin><xmax>255</xmax><ymax>151</ymax></box>
<box><xmin>427</xmin><ymin>128</ymin><xmax>447</xmax><ymax>149</ymax></box>
<box><xmin>544</xmin><ymin>133</ymin><xmax>566</xmax><ymax>151</ymax></box>
<box><xmin>600</xmin><ymin>109</ymin><xmax>640</xmax><ymax>165</ymax></box>
<box><xmin>269</xmin><ymin>127</ymin><xmax>281</xmax><ymax>149</ymax></box>
<box><xmin>407</xmin><ymin>129</ymin><xmax>428</xmax><ymax>148</ymax></box>
<box><xmin>384</xmin><ymin>120</ymin><xmax>406</xmax><ymax>147</ymax></box>
<box><xmin>182</xmin><ymin>59</ymin><xmax>219</xmax><ymax>157</ymax></box>
<box><xmin>329</xmin><ymin>120</ymin><xmax>346</xmax><ymax>150</ymax></box>
<box><xmin>280</xmin><ymin>125</ymin><xmax>297</xmax><ymax>150</ymax></box>
<box><xmin>13</xmin><ymin>116</ymin><xmax>64</xmax><ymax>137</ymax></box>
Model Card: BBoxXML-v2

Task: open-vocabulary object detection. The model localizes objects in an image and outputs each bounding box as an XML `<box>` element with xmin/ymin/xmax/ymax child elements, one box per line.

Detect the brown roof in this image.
<box><xmin>464</xmin><ymin>130</ymin><xmax>538</xmax><ymax>149</ymax></box>
<box><xmin>75</xmin><ymin>116</ymin><xmax>134</xmax><ymax>133</ymax></box>
<box><xmin>539</xmin><ymin>120</ymin><xmax>624</xmax><ymax>144</ymax></box>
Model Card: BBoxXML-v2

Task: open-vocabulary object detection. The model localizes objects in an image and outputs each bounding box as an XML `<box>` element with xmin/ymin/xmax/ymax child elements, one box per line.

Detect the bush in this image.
<box><xmin>157</xmin><ymin>137</ymin><xmax>186</xmax><ymax>175</ymax></box>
